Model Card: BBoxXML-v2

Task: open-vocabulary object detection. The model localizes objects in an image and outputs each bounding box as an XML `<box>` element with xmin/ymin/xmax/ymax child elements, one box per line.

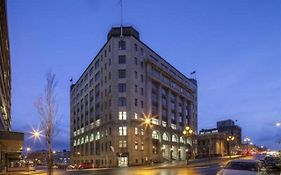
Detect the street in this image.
<box><xmin>35</xmin><ymin>157</ymin><xmax>241</xmax><ymax>175</ymax></box>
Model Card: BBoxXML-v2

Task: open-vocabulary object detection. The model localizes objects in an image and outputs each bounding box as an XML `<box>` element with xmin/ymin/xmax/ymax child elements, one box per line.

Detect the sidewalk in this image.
<box><xmin>0</xmin><ymin>170</ymin><xmax>45</xmax><ymax>175</ymax></box>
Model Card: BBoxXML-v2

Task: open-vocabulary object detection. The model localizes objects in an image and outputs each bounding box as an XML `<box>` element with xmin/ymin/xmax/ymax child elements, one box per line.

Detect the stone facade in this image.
<box><xmin>70</xmin><ymin>26</ymin><xmax>197</xmax><ymax>167</ymax></box>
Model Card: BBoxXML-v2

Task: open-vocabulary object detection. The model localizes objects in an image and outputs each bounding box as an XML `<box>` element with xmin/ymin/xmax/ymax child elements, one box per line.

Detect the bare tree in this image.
<box><xmin>35</xmin><ymin>72</ymin><xmax>59</xmax><ymax>175</ymax></box>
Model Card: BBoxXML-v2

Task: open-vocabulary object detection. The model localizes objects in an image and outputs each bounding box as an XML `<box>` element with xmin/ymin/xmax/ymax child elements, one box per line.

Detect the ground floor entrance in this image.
<box><xmin>118</xmin><ymin>156</ymin><xmax>128</xmax><ymax>167</ymax></box>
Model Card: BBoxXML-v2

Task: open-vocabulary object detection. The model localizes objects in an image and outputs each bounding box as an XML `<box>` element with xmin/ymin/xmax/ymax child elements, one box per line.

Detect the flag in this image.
<box><xmin>190</xmin><ymin>71</ymin><xmax>196</xmax><ymax>75</ymax></box>
<box><xmin>110</xmin><ymin>146</ymin><xmax>115</xmax><ymax>152</ymax></box>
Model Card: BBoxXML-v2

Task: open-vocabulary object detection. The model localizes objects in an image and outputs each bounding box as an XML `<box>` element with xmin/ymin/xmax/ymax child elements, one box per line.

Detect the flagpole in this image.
<box><xmin>120</xmin><ymin>0</ymin><xmax>123</xmax><ymax>38</ymax></box>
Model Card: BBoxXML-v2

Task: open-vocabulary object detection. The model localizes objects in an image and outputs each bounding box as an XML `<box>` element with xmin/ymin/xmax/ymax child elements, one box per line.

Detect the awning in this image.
<box><xmin>0</xmin><ymin>131</ymin><xmax>24</xmax><ymax>157</ymax></box>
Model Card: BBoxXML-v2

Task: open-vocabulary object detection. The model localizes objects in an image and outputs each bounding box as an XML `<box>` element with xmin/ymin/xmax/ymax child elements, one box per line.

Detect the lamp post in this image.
<box><xmin>227</xmin><ymin>136</ymin><xmax>235</xmax><ymax>158</ymax></box>
<box><xmin>276</xmin><ymin>122</ymin><xmax>281</xmax><ymax>127</ymax></box>
<box><xmin>183</xmin><ymin>126</ymin><xmax>194</xmax><ymax>165</ymax></box>
<box><xmin>142</xmin><ymin>114</ymin><xmax>152</xmax><ymax>165</ymax></box>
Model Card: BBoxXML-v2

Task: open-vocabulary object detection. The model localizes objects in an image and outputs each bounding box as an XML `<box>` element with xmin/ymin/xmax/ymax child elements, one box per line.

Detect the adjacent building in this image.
<box><xmin>197</xmin><ymin>119</ymin><xmax>242</xmax><ymax>158</ymax></box>
<box><xmin>70</xmin><ymin>26</ymin><xmax>198</xmax><ymax>167</ymax></box>
<box><xmin>197</xmin><ymin>129</ymin><xmax>228</xmax><ymax>158</ymax></box>
<box><xmin>0</xmin><ymin>0</ymin><xmax>24</xmax><ymax>172</ymax></box>
<box><xmin>217</xmin><ymin>119</ymin><xmax>242</xmax><ymax>144</ymax></box>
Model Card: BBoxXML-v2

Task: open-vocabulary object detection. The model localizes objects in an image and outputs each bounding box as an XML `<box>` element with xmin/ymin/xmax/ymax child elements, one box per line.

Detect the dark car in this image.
<box><xmin>78</xmin><ymin>162</ymin><xmax>93</xmax><ymax>169</ymax></box>
<box><xmin>264</xmin><ymin>156</ymin><xmax>281</xmax><ymax>171</ymax></box>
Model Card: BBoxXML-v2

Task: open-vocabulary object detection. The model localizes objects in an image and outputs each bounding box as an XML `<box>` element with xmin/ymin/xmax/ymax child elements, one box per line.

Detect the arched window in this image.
<box><xmin>172</xmin><ymin>134</ymin><xmax>178</xmax><ymax>143</ymax></box>
<box><xmin>180</xmin><ymin>136</ymin><xmax>185</xmax><ymax>144</ymax></box>
<box><xmin>95</xmin><ymin>131</ymin><xmax>100</xmax><ymax>140</ymax></box>
<box><xmin>90</xmin><ymin>133</ymin><xmax>94</xmax><ymax>142</ymax></box>
<box><xmin>152</xmin><ymin>130</ymin><xmax>159</xmax><ymax>140</ymax></box>
<box><xmin>163</xmin><ymin>133</ymin><xmax>169</xmax><ymax>141</ymax></box>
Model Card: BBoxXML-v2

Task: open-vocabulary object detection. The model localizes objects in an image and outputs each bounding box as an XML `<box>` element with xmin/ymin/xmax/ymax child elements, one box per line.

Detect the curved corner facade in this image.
<box><xmin>70</xmin><ymin>26</ymin><xmax>198</xmax><ymax>167</ymax></box>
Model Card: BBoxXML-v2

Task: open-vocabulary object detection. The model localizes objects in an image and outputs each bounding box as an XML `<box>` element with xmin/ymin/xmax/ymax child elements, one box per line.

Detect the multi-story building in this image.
<box><xmin>70</xmin><ymin>26</ymin><xmax>198</xmax><ymax>167</ymax></box>
<box><xmin>197</xmin><ymin>129</ymin><xmax>228</xmax><ymax>158</ymax></box>
<box><xmin>217</xmin><ymin>119</ymin><xmax>242</xmax><ymax>144</ymax></box>
<box><xmin>0</xmin><ymin>0</ymin><xmax>24</xmax><ymax>173</ymax></box>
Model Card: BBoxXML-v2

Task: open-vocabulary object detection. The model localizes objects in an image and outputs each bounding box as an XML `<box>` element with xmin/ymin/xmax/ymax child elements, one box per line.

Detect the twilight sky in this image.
<box><xmin>7</xmin><ymin>0</ymin><xmax>280</xmax><ymax>151</ymax></box>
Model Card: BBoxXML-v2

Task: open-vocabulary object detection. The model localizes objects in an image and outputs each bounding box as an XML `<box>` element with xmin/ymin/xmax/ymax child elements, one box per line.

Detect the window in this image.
<box><xmin>118</xmin><ymin>83</ymin><xmax>126</xmax><ymax>92</ymax></box>
<box><xmin>118</xmin><ymin>40</ymin><xmax>126</xmax><ymax>50</ymax></box>
<box><xmin>152</xmin><ymin>131</ymin><xmax>159</xmax><ymax>140</ymax></box>
<box><xmin>118</xmin><ymin>97</ymin><xmax>126</xmax><ymax>106</ymax></box>
<box><xmin>141</xmin><ymin>142</ymin><xmax>144</xmax><ymax>150</ymax></box>
<box><xmin>109</xmin><ymin>44</ymin><xmax>111</xmax><ymax>52</ymax></box>
<box><xmin>172</xmin><ymin>134</ymin><xmax>178</xmax><ymax>143</ymax></box>
<box><xmin>135</xmin><ymin>98</ymin><xmax>138</xmax><ymax>107</ymax></box>
<box><xmin>95</xmin><ymin>71</ymin><xmax>100</xmax><ymax>81</ymax></box>
<box><xmin>118</xmin><ymin>69</ymin><xmax>126</xmax><ymax>78</ymax></box>
<box><xmin>95</xmin><ymin>59</ymin><xmax>100</xmax><ymax>70</ymax></box>
<box><xmin>134</xmin><ymin>113</ymin><xmax>138</xmax><ymax>119</ymax></box>
<box><xmin>135</xmin><ymin>85</ymin><xmax>138</xmax><ymax>93</ymax></box>
<box><xmin>119</xmin><ymin>126</ymin><xmax>127</xmax><ymax>136</ymax></box>
<box><xmin>141</xmin><ymin>48</ymin><xmax>144</xmax><ymax>56</ymax></box>
<box><xmin>134</xmin><ymin>57</ymin><xmax>138</xmax><ymax>65</ymax></box>
<box><xmin>119</xmin><ymin>140</ymin><xmax>127</xmax><ymax>148</ymax></box>
<box><xmin>118</xmin><ymin>55</ymin><xmax>126</xmax><ymax>64</ymax></box>
<box><xmin>135</xmin><ymin>71</ymin><xmax>138</xmax><ymax>79</ymax></box>
<box><xmin>141</xmin><ymin>88</ymin><xmax>144</xmax><ymax>96</ymax></box>
<box><xmin>135</xmin><ymin>141</ymin><xmax>138</xmax><ymax>150</ymax></box>
<box><xmin>134</xmin><ymin>128</ymin><xmax>138</xmax><ymax>135</ymax></box>
<box><xmin>163</xmin><ymin>133</ymin><xmax>169</xmax><ymax>141</ymax></box>
<box><xmin>95</xmin><ymin>132</ymin><xmax>100</xmax><ymax>140</ymax></box>
<box><xmin>141</xmin><ymin>101</ymin><xmax>144</xmax><ymax>108</ymax></box>
<box><xmin>134</xmin><ymin>44</ymin><xmax>138</xmax><ymax>51</ymax></box>
<box><xmin>85</xmin><ymin>136</ymin><xmax>89</xmax><ymax>143</ymax></box>
<box><xmin>90</xmin><ymin>134</ymin><xmax>94</xmax><ymax>142</ymax></box>
<box><xmin>119</xmin><ymin>111</ymin><xmax>127</xmax><ymax>120</ymax></box>
<box><xmin>141</xmin><ymin>129</ymin><xmax>144</xmax><ymax>136</ymax></box>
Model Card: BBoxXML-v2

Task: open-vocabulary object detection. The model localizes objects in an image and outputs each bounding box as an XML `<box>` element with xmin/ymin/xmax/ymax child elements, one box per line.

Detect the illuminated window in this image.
<box><xmin>151</xmin><ymin>118</ymin><xmax>159</xmax><ymax>125</ymax></box>
<box><xmin>141</xmin><ymin>129</ymin><xmax>144</xmax><ymax>136</ymax></box>
<box><xmin>152</xmin><ymin>131</ymin><xmax>159</xmax><ymax>140</ymax></box>
<box><xmin>162</xmin><ymin>121</ymin><xmax>167</xmax><ymax>127</ymax></box>
<box><xmin>119</xmin><ymin>111</ymin><xmax>127</xmax><ymax>120</ymax></box>
<box><xmin>119</xmin><ymin>127</ymin><xmax>127</xmax><ymax>136</ymax></box>
<box><xmin>81</xmin><ymin>137</ymin><xmax>84</xmax><ymax>144</ymax></box>
<box><xmin>163</xmin><ymin>133</ymin><xmax>169</xmax><ymax>141</ymax></box>
<box><xmin>172</xmin><ymin>134</ymin><xmax>178</xmax><ymax>143</ymax></box>
<box><xmin>95</xmin><ymin>132</ymin><xmax>100</xmax><ymax>140</ymax></box>
<box><xmin>134</xmin><ymin>113</ymin><xmax>138</xmax><ymax>119</ymax></box>
<box><xmin>81</xmin><ymin>127</ymin><xmax>85</xmax><ymax>134</ymax></box>
<box><xmin>180</xmin><ymin>136</ymin><xmax>185</xmax><ymax>144</ymax></box>
<box><xmin>134</xmin><ymin>128</ymin><xmax>138</xmax><ymax>135</ymax></box>
<box><xmin>141</xmin><ymin>142</ymin><xmax>144</xmax><ymax>150</ymax></box>
<box><xmin>90</xmin><ymin>134</ymin><xmax>94</xmax><ymax>142</ymax></box>
<box><xmin>135</xmin><ymin>141</ymin><xmax>138</xmax><ymax>150</ymax></box>
<box><xmin>119</xmin><ymin>140</ymin><xmax>127</xmax><ymax>148</ymax></box>
<box><xmin>73</xmin><ymin>140</ymin><xmax>76</xmax><ymax>146</ymax></box>
<box><xmin>77</xmin><ymin>138</ymin><xmax>80</xmax><ymax>145</ymax></box>
<box><xmin>171</xmin><ymin>124</ymin><xmax>177</xmax><ymax>130</ymax></box>
<box><xmin>85</xmin><ymin>136</ymin><xmax>89</xmax><ymax>143</ymax></box>
<box><xmin>73</xmin><ymin>131</ymin><xmax>76</xmax><ymax>137</ymax></box>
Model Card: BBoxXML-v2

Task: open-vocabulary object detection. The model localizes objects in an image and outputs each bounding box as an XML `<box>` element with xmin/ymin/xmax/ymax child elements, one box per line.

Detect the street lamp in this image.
<box><xmin>227</xmin><ymin>136</ymin><xmax>235</xmax><ymax>158</ymax></box>
<box><xmin>30</xmin><ymin>128</ymin><xmax>43</xmax><ymax>141</ymax></box>
<box><xmin>276</xmin><ymin>122</ymin><xmax>281</xmax><ymax>127</ymax></box>
<box><xmin>183</xmin><ymin>126</ymin><xmax>194</xmax><ymax>165</ymax></box>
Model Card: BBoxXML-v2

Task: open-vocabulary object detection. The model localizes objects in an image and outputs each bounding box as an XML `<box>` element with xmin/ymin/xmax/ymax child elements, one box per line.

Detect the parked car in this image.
<box><xmin>217</xmin><ymin>159</ymin><xmax>267</xmax><ymax>175</ymax></box>
<box><xmin>66</xmin><ymin>164</ymin><xmax>76</xmax><ymax>170</ymax></box>
<box><xmin>78</xmin><ymin>163</ymin><xmax>93</xmax><ymax>169</ymax></box>
<box><xmin>264</xmin><ymin>156</ymin><xmax>281</xmax><ymax>171</ymax></box>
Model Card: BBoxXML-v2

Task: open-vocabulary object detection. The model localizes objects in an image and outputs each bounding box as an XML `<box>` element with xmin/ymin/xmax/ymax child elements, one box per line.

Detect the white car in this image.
<box><xmin>217</xmin><ymin>159</ymin><xmax>267</xmax><ymax>175</ymax></box>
